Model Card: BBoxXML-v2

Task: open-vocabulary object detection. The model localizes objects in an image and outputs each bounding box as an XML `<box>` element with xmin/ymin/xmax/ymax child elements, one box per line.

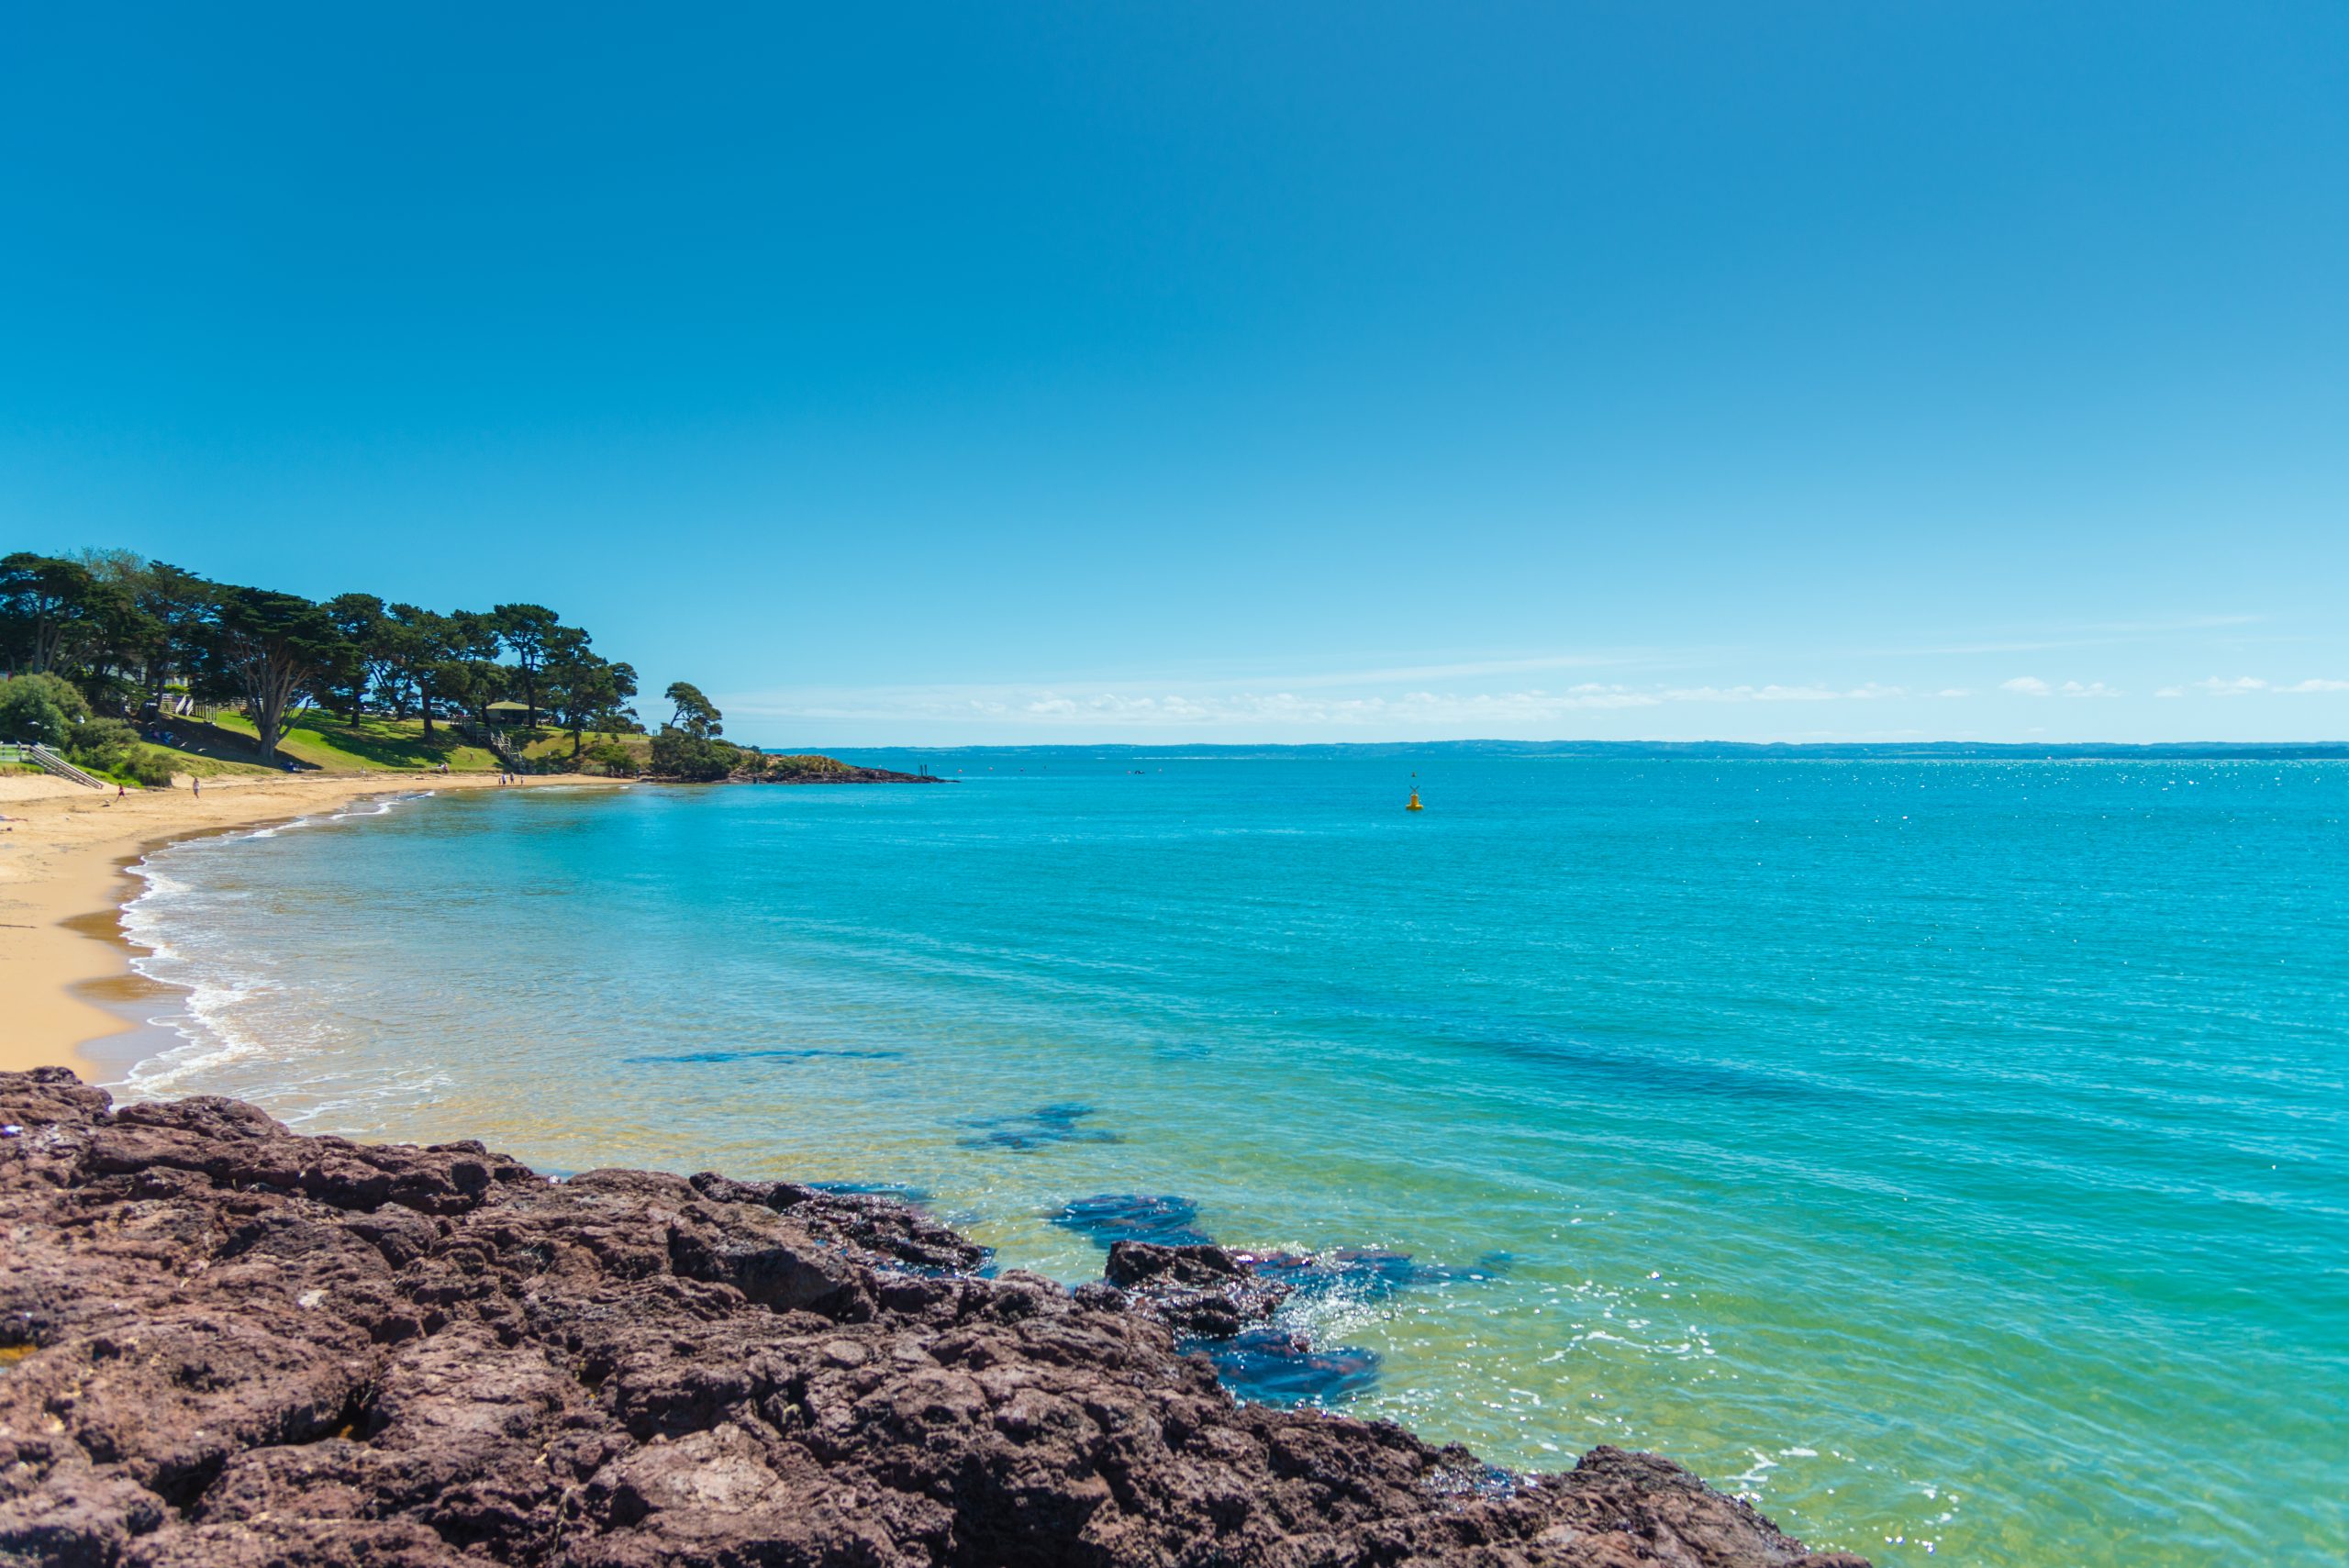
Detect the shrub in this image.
<box><xmin>762</xmin><ymin>752</ymin><xmax>856</xmax><ymax>781</ymax></box>
<box><xmin>67</xmin><ymin>716</ymin><xmax>176</xmax><ymax>787</ymax></box>
<box><xmin>582</xmin><ymin>740</ymin><xmax>639</xmax><ymax>777</ymax></box>
<box><xmin>0</xmin><ymin>673</ymin><xmax>91</xmax><ymax>747</ymax></box>
<box><xmin>649</xmin><ymin>727</ymin><xmax>740</xmax><ymax>781</ymax></box>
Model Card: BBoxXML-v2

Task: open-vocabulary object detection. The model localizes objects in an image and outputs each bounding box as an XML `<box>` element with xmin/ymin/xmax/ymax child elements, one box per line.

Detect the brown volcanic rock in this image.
<box><xmin>1094</xmin><ymin>1240</ymin><xmax>1293</xmax><ymax>1340</ymax></box>
<box><xmin>0</xmin><ymin>1069</ymin><xmax>1866</xmax><ymax>1568</ymax></box>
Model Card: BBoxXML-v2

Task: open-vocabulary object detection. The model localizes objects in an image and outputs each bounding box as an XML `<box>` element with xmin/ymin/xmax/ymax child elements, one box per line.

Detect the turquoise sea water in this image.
<box><xmin>117</xmin><ymin>756</ymin><xmax>2345</xmax><ymax>1565</ymax></box>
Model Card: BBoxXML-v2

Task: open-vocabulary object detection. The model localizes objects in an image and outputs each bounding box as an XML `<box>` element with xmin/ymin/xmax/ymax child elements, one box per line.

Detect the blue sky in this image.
<box><xmin>5</xmin><ymin>4</ymin><xmax>2344</xmax><ymax>744</ymax></box>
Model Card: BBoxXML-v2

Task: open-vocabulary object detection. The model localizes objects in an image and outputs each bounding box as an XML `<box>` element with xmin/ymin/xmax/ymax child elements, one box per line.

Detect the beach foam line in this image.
<box><xmin>108</xmin><ymin>792</ymin><xmax>432</xmax><ymax>1101</ymax></box>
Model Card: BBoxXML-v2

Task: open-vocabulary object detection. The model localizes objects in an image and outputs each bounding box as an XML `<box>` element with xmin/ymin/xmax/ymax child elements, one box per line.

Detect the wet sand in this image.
<box><xmin>0</xmin><ymin>771</ymin><xmax>625</xmax><ymax>1073</ymax></box>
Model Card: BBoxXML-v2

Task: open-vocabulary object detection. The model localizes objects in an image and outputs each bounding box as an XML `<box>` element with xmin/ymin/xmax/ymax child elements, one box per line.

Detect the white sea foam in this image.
<box><xmin>117</xmin><ymin>854</ymin><xmax>275</xmax><ymax>1100</ymax></box>
<box><xmin>110</xmin><ymin>792</ymin><xmax>427</xmax><ymax>1104</ymax></box>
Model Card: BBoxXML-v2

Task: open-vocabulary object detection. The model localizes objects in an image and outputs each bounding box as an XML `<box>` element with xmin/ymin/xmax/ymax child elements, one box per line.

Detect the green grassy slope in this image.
<box><xmin>206</xmin><ymin>712</ymin><xmax>504</xmax><ymax>773</ymax></box>
<box><xmin>521</xmin><ymin>728</ymin><xmax>650</xmax><ymax>768</ymax></box>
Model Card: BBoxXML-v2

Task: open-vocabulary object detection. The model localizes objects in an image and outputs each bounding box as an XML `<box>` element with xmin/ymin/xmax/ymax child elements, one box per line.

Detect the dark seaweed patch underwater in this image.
<box><xmin>958</xmin><ymin>1103</ymin><xmax>1121</xmax><ymax>1151</ymax></box>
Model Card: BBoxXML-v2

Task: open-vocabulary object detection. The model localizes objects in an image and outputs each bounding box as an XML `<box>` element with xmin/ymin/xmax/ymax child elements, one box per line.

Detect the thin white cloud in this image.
<box><xmin>1652</xmin><ymin>684</ymin><xmax>1909</xmax><ymax>705</ymax></box>
<box><xmin>2002</xmin><ymin>676</ymin><xmax>2119</xmax><ymax>698</ymax></box>
<box><xmin>728</xmin><ymin>678</ymin><xmax>1925</xmax><ymax>728</ymax></box>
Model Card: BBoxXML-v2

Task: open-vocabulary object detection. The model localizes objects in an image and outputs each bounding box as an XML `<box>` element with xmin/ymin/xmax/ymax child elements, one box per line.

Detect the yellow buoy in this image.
<box><xmin>1406</xmin><ymin>788</ymin><xmax>1423</xmax><ymax>812</ymax></box>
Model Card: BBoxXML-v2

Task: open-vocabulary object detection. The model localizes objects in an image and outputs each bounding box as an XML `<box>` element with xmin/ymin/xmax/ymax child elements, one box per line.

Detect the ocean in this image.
<box><xmin>113</xmin><ymin>753</ymin><xmax>2346</xmax><ymax>1565</ymax></box>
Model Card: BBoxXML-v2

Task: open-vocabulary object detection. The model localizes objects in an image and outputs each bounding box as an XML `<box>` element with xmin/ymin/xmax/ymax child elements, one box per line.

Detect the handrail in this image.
<box><xmin>24</xmin><ymin>744</ymin><xmax>105</xmax><ymax>789</ymax></box>
<box><xmin>457</xmin><ymin>718</ymin><xmax>528</xmax><ymax>773</ymax></box>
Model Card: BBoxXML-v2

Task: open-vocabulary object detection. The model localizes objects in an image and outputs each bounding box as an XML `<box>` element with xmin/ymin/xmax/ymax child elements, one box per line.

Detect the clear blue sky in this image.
<box><xmin>5</xmin><ymin>4</ymin><xmax>2343</xmax><ymax>744</ymax></box>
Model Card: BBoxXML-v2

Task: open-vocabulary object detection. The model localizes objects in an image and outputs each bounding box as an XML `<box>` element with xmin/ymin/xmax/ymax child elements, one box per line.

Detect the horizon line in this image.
<box><xmin>766</xmin><ymin>737</ymin><xmax>2349</xmax><ymax>754</ymax></box>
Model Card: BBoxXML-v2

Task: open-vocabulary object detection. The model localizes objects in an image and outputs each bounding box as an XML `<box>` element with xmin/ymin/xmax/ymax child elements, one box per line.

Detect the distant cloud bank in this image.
<box><xmin>727</xmin><ymin>676</ymin><xmax>2112</xmax><ymax>731</ymax></box>
<box><xmin>718</xmin><ymin>644</ymin><xmax>2344</xmax><ymax>740</ymax></box>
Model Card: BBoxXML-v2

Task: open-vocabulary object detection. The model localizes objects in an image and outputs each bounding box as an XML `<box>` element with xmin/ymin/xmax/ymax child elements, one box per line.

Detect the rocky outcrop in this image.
<box><xmin>0</xmin><ymin>1070</ymin><xmax>1865</xmax><ymax>1568</ymax></box>
<box><xmin>749</xmin><ymin>755</ymin><xmax>942</xmax><ymax>785</ymax></box>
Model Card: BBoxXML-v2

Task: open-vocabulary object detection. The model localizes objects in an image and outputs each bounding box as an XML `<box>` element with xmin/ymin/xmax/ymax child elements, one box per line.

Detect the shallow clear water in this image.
<box><xmin>117</xmin><ymin>756</ymin><xmax>2347</xmax><ymax>1565</ymax></box>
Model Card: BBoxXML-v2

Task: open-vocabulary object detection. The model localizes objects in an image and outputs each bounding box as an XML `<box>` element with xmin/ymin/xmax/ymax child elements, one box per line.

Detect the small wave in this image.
<box><xmin>327</xmin><ymin>792</ymin><xmax>427</xmax><ymax>822</ymax></box>
<box><xmin>108</xmin><ymin>793</ymin><xmax>426</xmax><ymax>1102</ymax></box>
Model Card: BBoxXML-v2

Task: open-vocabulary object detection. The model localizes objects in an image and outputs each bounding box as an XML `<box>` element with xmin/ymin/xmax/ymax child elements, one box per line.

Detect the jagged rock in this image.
<box><xmin>0</xmin><ymin>1069</ymin><xmax>1867</xmax><ymax>1567</ymax></box>
<box><xmin>1098</xmin><ymin>1240</ymin><xmax>1291</xmax><ymax>1340</ymax></box>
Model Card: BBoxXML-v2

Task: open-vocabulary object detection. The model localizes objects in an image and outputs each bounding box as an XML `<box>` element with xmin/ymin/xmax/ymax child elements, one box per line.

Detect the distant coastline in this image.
<box><xmin>819</xmin><ymin>738</ymin><xmax>2349</xmax><ymax>762</ymax></box>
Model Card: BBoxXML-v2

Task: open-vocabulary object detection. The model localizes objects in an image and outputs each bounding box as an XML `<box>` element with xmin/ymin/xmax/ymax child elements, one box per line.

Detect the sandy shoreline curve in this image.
<box><xmin>0</xmin><ymin>771</ymin><xmax>626</xmax><ymax>1074</ymax></box>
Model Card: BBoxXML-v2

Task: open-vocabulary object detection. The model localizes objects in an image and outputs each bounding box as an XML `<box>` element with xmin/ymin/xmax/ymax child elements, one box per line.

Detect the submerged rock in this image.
<box><xmin>1192</xmin><ymin>1326</ymin><xmax>1385</xmax><ymax>1406</ymax></box>
<box><xmin>0</xmin><ymin>1069</ymin><xmax>1867</xmax><ymax>1568</ymax></box>
<box><xmin>1048</xmin><ymin>1191</ymin><xmax>1214</xmax><ymax>1248</ymax></box>
<box><xmin>956</xmin><ymin>1104</ymin><xmax>1119</xmax><ymax>1152</ymax></box>
<box><xmin>1244</xmin><ymin>1244</ymin><xmax>1508</xmax><ymax>1302</ymax></box>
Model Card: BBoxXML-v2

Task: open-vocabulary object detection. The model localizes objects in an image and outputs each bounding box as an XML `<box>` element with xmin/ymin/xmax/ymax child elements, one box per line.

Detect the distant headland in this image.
<box><xmin>0</xmin><ymin>550</ymin><xmax>935</xmax><ymax>788</ymax></box>
<box><xmin>869</xmin><ymin>739</ymin><xmax>2349</xmax><ymax>762</ymax></box>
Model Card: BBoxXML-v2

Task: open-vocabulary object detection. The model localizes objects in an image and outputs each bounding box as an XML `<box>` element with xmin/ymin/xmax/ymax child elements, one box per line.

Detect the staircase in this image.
<box><xmin>456</xmin><ymin>720</ymin><xmax>528</xmax><ymax>773</ymax></box>
<box><xmin>24</xmin><ymin>744</ymin><xmax>105</xmax><ymax>789</ymax></box>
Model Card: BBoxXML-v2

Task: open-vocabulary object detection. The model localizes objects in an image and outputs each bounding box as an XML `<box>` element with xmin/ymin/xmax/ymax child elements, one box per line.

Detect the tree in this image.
<box><xmin>0</xmin><ymin>553</ymin><xmax>157</xmax><ymax>715</ymax></box>
<box><xmin>64</xmin><ymin>547</ymin><xmax>146</xmax><ymax>588</ymax></box>
<box><xmin>492</xmin><ymin>603</ymin><xmax>561</xmax><ymax>728</ymax></box>
<box><xmin>205</xmin><ymin>586</ymin><xmax>345</xmax><ymax>763</ymax></box>
<box><xmin>323</xmin><ymin>593</ymin><xmax>390</xmax><ymax>724</ymax></box>
<box><xmin>132</xmin><ymin>563</ymin><xmax>219</xmax><ymax>714</ymax></box>
<box><xmin>0</xmin><ymin>672</ymin><xmax>91</xmax><ymax>746</ymax></box>
<box><xmin>546</xmin><ymin>628</ymin><xmax>639</xmax><ymax>757</ymax></box>
<box><xmin>439</xmin><ymin>611</ymin><xmax>508</xmax><ymax>730</ymax></box>
<box><xmin>663</xmin><ymin>681</ymin><xmax>722</xmax><ymax>740</ymax></box>
<box><xmin>57</xmin><ymin>550</ymin><xmax>166</xmax><ymax>714</ymax></box>
<box><xmin>381</xmin><ymin>605</ymin><xmax>457</xmax><ymax>738</ymax></box>
<box><xmin>0</xmin><ymin>553</ymin><xmax>103</xmax><ymax>676</ymax></box>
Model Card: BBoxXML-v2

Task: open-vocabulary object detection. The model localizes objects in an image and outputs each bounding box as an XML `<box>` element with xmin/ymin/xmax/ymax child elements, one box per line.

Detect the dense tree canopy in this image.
<box><xmin>0</xmin><ymin>549</ymin><xmax>651</xmax><ymax>774</ymax></box>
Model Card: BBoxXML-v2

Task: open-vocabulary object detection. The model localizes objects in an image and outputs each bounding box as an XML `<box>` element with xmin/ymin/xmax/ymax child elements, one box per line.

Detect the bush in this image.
<box><xmin>762</xmin><ymin>753</ymin><xmax>856</xmax><ymax>781</ymax></box>
<box><xmin>0</xmin><ymin>673</ymin><xmax>91</xmax><ymax>747</ymax></box>
<box><xmin>649</xmin><ymin>727</ymin><xmax>740</xmax><ymax>782</ymax></box>
<box><xmin>67</xmin><ymin>716</ymin><xmax>177</xmax><ymax>787</ymax></box>
<box><xmin>582</xmin><ymin>740</ymin><xmax>639</xmax><ymax>777</ymax></box>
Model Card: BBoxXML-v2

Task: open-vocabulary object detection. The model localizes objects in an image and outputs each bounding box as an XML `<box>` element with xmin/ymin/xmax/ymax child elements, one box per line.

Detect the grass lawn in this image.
<box><xmin>206</xmin><ymin>712</ymin><xmax>505</xmax><ymax>773</ymax></box>
<box><xmin>522</xmin><ymin>728</ymin><xmax>651</xmax><ymax>768</ymax></box>
<box><xmin>146</xmin><ymin>750</ymin><xmax>277</xmax><ymax>779</ymax></box>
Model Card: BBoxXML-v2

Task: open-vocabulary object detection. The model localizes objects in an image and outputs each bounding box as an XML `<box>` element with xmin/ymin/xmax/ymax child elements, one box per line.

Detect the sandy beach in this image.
<box><xmin>0</xmin><ymin>771</ymin><xmax>620</xmax><ymax>1074</ymax></box>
